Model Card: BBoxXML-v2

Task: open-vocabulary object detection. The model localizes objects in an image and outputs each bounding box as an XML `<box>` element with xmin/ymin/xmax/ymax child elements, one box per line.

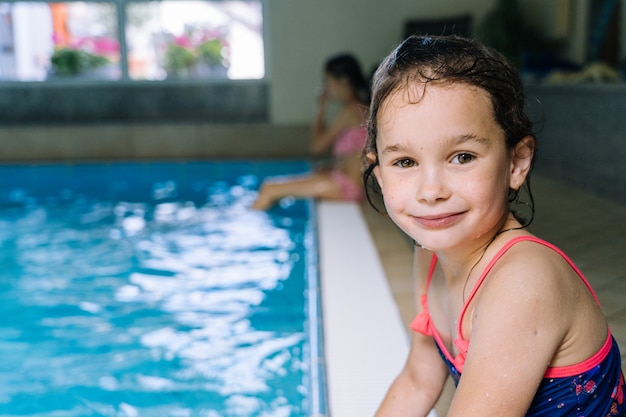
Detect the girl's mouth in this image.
<box><xmin>414</xmin><ymin>212</ymin><xmax>465</xmax><ymax>229</ymax></box>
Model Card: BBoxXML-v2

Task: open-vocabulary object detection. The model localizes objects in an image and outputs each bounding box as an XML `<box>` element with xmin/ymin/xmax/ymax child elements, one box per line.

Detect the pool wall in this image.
<box><xmin>305</xmin><ymin>200</ymin><xmax>329</xmax><ymax>417</ymax></box>
<box><xmin>0</xmin><ymin>123</ymin><xmax>310</xmax><ymax>162</ymax></box>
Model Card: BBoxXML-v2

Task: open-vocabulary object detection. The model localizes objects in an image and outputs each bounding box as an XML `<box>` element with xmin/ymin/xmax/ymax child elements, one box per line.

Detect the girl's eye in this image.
<box><xmin>394</xmin><ymin>158</ymin><xmax>415</xmax><ymax>168</ymax></box>
<box><xmin>452</xmin><ymin>153</ymin><xmax>475</xmax><ymax>165</ymax></box>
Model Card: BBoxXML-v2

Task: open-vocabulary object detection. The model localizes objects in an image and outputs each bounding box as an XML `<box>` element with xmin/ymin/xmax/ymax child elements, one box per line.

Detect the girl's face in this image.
<box><xmin>373</xmin><ymin>82</ymin><xmax>531</xmax><ymax>252</ymax></box>
<box><xmin>324</xmin><ymin>73</ymin><xmax>349</xmax><ymax>101</ymax></box>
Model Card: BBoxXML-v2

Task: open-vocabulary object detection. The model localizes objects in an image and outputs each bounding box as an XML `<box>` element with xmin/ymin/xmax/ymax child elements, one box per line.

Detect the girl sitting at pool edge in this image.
<box><xmin>252</xmin><ymin>53</ymin><xmax>368</xmax><ymax>210</ymax></box>
<box><xmin>363</xmin><ymin>35</ymin><xmax>625</xmax><ymax>417</ymax></box>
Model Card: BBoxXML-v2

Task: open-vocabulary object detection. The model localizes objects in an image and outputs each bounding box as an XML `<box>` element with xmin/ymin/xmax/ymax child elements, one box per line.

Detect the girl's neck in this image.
<box><xmin>434</xmin><ymin>216</ymin><xmax>523</xmax><ymax>287</ymax></box>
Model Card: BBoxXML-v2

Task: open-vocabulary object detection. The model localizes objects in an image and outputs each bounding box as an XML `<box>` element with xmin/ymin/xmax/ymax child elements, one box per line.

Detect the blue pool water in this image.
<box><xmin>0</xmin><ymin>161</ymin><xmax>326</xmax><ymax>417</ymax></box>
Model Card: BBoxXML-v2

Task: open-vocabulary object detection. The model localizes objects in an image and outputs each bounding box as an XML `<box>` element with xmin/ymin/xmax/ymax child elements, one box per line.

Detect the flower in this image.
<box><xmin>172</xmin><ymin>34</ymin><xmax>193</xmax><ymax>49</ymax></box>
<box><xmin>70</xmin><ymin>36</ymin><xmax>120</xmax><ymax>59</ymax></box>
<box><xmin>162</xmin><ymin>25</ymin><xmax>229</xmax><ymax>75</ymax></box>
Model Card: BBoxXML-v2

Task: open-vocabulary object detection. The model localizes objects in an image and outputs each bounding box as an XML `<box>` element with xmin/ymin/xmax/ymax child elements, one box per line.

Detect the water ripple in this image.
<box><xmin>0</xmin><ymin>164</ymin><xmax>312</xmax><ymax>416</ymax></box>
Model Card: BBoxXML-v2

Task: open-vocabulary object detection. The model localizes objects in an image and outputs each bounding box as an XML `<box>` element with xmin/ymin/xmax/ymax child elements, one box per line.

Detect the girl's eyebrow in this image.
<box><xmin>453</xmin><ymin>133</ymin><xmax>491</xmax><ymax>147</ymax></box>
<box><xmin>380</xmin><ymin>143</ymin><xmax>408</xmax><ymax>155</ymax></box>
<box><xmin>381</xmin><ymin>134</ymin><xmax>491</xmax><ymax>155</ymax></box>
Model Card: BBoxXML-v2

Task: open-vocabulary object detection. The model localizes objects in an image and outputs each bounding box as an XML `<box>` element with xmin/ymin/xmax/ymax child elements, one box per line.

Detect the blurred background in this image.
<box><xmin>0</xmin><ymin>0</ymin><xmax>624</xmax><ymax>203</ymax></box>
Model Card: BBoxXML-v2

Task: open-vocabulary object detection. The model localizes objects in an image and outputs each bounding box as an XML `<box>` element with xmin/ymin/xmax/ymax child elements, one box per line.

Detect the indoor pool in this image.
<box><xmin>0</xmin><ymin>161</ymin><xmax>326</xmax><ymax>417</ymax></box>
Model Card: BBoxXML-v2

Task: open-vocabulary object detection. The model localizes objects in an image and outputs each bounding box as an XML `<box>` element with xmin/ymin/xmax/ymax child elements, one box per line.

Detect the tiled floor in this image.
<box><xmin>360</xmin><ymin>174</ymin><xmax>626</xmax><ymax>415</ymax></box>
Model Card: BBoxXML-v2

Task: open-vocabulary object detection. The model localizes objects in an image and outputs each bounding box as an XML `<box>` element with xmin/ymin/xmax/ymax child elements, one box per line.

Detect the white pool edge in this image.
<box><xmin>317</xmin><ymin>201</ymin><xmax>437</xmax><ymax>417</ymax></box>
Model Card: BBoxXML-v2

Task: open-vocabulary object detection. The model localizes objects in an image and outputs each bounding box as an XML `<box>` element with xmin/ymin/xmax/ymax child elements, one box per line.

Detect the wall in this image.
<box><xmin>526</xmin><ymin>84</ymin><xmax>626</xmax><ymax>205</ymax></box>
<box><xmin>0</xmin><ymin>82</ymin><xmax>267</xmax><ymax>124</ymax></box>
<box><xmin>0</xmin><ymin>123</ymin><xmax>311</xmax><ymax>162</ymax></box>
<box><xmin>265</xmin><ymin>0</ymin><xmax>496</xmax><ymax>124</ymax></box>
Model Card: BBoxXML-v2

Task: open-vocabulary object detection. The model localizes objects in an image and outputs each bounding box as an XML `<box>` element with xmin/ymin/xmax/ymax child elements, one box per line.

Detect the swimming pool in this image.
<box><xmin>0</xmin><ymin>161</ymin><xmax>326</xmax><ymax>417</ymax></box>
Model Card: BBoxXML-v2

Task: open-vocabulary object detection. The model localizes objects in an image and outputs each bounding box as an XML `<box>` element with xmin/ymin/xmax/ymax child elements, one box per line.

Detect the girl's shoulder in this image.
<box><xmin>476</xmin><ymin>235</ymin><xmax>594</xmax><ymax>321</ymax></box>
<box><xmin>487</xmin><ymin>236</ymin><xmax>580</xmax><ymax>289</ymax></box>
<box><xmin>481</xmin><ymin>235</ymin><xmax>572</xmax><ymax>274</ymax></box>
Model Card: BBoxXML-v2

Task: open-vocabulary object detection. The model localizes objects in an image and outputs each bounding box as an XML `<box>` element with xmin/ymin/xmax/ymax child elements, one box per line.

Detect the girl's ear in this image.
<box><xmin>365</xmin><ymin>151</ymin><xmax>383</xmax><ymax>191</ymax></box>
<box><xmin>509</xmin><ymin>135</ymin><xmax>535</xmax><ymax>190</ymax></box>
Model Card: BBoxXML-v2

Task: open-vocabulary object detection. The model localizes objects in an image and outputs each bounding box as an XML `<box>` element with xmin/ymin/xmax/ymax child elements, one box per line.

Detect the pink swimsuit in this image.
<box><xmin>330</xmin><ymin>126</ymin><xmax>367</xmax><ymax>202</ymax></box>
<box><xmin>411</xmin><ymin>236</ymin><xmax>625</xmax><ymax>416</ymax></box>
<box><xmin>332</xmin><ymin>126</ymin><xmax>367</xmax><ymax>158</ymax></box>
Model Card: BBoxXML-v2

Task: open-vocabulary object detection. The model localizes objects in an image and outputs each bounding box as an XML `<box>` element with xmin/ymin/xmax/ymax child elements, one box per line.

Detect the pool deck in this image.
<box><xmin>317</xmin><ymin>201</ymin><xmax>437</xmax><ymax>417</ymax></box>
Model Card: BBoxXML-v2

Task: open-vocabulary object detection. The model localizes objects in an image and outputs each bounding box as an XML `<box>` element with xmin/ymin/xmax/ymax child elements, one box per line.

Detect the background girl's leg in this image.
<box><xmin>252</xmin><ymin>172</ymin><xmax>343</xmax><ymax>210</ymax></box>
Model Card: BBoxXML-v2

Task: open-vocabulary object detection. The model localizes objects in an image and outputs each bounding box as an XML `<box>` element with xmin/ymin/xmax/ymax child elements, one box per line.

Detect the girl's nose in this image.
<box><xmin>416</xmin><ymin>169</ymin><xmax>449</xmax><ymax>203</ymax></box>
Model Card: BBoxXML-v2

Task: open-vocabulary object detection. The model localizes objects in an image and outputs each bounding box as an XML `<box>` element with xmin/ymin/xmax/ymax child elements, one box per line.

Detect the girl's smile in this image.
<box><xmin>413</xmin><ymin>211</ymin><xmax>467</xmax><ymax>229</ymax></box>
<box><xmin>373</xmin><ymin>82</ymin><xmax>526</xmax><ymax>253</ymax></box>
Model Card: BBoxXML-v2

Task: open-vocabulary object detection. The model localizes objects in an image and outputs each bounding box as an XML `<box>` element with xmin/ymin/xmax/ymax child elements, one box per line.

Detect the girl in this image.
<box><xmin>252</xmin><ymin>53</ymin><xmax>368</xmax><ymax>210</ymax></box>
<box><xmin>363</xmin><ymin>35</ymin><xmax>625</xmax><ymax>417</ymax></box>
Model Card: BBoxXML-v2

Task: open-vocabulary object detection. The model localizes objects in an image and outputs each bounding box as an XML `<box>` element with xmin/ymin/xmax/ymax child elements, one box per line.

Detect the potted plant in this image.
<box><xmin>161</xmin><ymin>27</ymin><xmax>229</xmax><ymax>78</ymax></box>
<box><xmin>197</xmin><ymin>38</ymin><xmax>224</xmax><ymax>67</ymax></box>
<box><xmin>163</xmin><ymin>43</ymin><xmax>197</xmax><ymax>77</ymax></box>
<box><xmin>50</xmin><ymin>47</ymin><xmax>109</xmax><ymax>76</ymax></box>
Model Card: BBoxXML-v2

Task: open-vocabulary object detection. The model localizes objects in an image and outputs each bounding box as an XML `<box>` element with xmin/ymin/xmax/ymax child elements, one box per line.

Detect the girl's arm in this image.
<box><xmin>311</xmin><ymin>91</ymin><xmax>329</xmax><ymax>148</ymax></box>
<box><xmin>311</xmin><ymin>95</ymin><xmax>355</xmax><ymax>156</ymax></box>
<box><xmin>311</xmin><ymin>111</ymin><xmax>347</xmax><ymax>156</ymax></box>
<box><xmin>375</xmin><ymin>247</ymin><xmax>449</xmax><ymax>417</ymax></box>
<box><xmin>374</xmin><ymin>331</ymin><xmax>449</xmax><ymax>416</ymax></box>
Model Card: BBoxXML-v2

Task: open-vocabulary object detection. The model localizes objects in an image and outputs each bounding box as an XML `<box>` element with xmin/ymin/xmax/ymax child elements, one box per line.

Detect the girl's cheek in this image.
<box><xmin>384</xmin><ymin>175</ymin><xmax>406</xmax><ymax>199</ymax></box>
<box><xmin>383</xmin><ymin>187</ymin><xmax>404</xmax><ymax>212</ymax></box>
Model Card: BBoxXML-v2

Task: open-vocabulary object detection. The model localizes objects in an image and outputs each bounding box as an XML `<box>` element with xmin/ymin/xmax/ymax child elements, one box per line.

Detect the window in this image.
<box><xmin>0</xmin><ymin>0</ymin><xmax>264</xmax><ymax>82</ymax></box>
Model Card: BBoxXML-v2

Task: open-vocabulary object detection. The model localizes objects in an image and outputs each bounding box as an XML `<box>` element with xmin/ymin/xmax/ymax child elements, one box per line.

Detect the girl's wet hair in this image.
<box><xmin>362</xmin><ymin>35</ymin><xmax>537</xmax><ymax>226</ymax></box>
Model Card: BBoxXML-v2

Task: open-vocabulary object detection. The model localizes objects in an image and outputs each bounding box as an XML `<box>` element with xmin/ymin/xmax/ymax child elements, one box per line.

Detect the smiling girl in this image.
<box><xmin>363</xmin><ymin>35</ymin><xmax>625</xmax><ymax>417</ymax></box>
